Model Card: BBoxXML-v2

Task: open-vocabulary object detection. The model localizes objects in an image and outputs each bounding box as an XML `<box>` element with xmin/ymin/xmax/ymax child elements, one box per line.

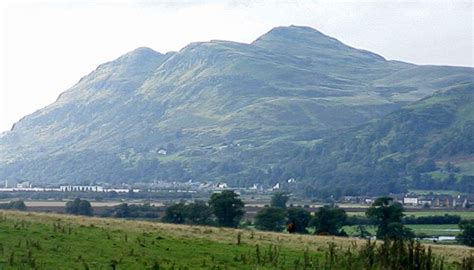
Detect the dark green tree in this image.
<box><xmin>65</xmin><ymin>198</ymin><xmax>93</xmax><ymax>216</ymax></box>
<box><xmin>185</xmin><ymin>200</ymin><xmax>213</xmax><ymax>225</ymax></box>
<box><xmin>113</xmin><ymin>203</ymin><xmax>131</xmax><ymax>218</ymax></box>
<box><xmin>79</xmin><ymin>199</ymin><xmax>93</xmax><ymax>216</ymax></box>
<box><xmin>270</xmin><ymin>192</ymin><xmax>289</xmax><ymax>208</ymax></box>
<box><xmin>287</xmin><ymin>207</ymin><xmax>311</xmax><ymax>234</ymax></box>
<box><xmin>366</xmin><ymin>197</ymin><xmax>412</xmax><ymax>239</ymax></box>
<box><xmin>254</xmin><ymin>207</ymin><xmax>287</xmax><ymax>232</ymax></box>
<box><xmin>0</xmin><ymin>200</ymin><xmax>27</xmax><ymax>211</ymax></box>
<box><xmin>162</xmin><ymin>202</ymin><xmax>187</xmax><ymax>224</ymax></box>
<box><xmin>457</xmin><ymin>219</ymin><xmax>474</xmax><ymax>247</ymax></box>
<box><xmin>209</xmin><ymin>190</ymin><xmax>245</xmax><ymax>228</ymax></box>
<box><xmin>11</xmin><ymin>200</ymin><xmax>27</xmax><ymax>211</ymax></box>
<box><xmin>311</xmin><ymin>205</ymin><xmax>347</xmax><ymax>236</ymax></box>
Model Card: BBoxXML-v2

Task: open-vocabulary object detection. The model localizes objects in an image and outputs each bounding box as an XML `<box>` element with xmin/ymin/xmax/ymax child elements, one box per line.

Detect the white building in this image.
<box><xmin>216</xmin><ymin>183</ymin><xmax>228</xmax><ymax>189</ymax></box>
<box><xmin>16</xmin><ymin>181</ymin><xmax>31</xmax><ymax>188</ymax></box>
<box><xmin>403</xmin><ymin>197</ymin><xmax>418</xmax><ymax>205</ymax></box>
<box><xmin>60</xmin><ymin>185</ymin><xmax>104</xmax><ymax>192</ymax></box>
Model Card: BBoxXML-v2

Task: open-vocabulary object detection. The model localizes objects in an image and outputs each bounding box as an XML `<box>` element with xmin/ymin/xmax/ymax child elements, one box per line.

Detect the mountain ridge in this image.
<box><xmin>0</xmin><ymin>25</ymin><xmax>472</xmax><ymax>194</ymax></box>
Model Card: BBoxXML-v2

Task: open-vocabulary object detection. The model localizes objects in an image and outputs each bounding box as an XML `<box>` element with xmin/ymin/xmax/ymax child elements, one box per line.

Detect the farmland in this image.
<box><xmin>345</xmin><ymin>209</ymin><xmax>474</xmax><ymax>219</ymax></box>
<box><xmin>343</xmin><ymin>224</ymin><xmax>460</xmax><ymax>238</ymax></box>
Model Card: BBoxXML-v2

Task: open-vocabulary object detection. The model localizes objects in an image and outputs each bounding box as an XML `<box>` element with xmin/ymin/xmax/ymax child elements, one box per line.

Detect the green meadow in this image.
<box><xmin>0</xmin><ymin>211</ymin><xmax>473</xmax><ymax>269</ymax></box>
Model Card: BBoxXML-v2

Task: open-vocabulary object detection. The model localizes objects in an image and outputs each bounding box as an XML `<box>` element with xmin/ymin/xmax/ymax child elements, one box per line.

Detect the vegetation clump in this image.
<box><xmin>0</xmin><ymin>200</ymin><xmax>27</xmax><ymax>211</ymax></box>
<box><xmin>457</xmin><ymin>219</ymin><xmax>474</xmax><ymax>247</ymax></box>
<box><xmin>65</xmin><ymin>198</ymin><xmax>93</xmax><ymax>216</ymax></box>
<box><xmin>208</xmin><ymin>190</ymin><xmax>245</xmax><ymax>228</ymax></box>
<box><xmin>366</xmin><ymin>197</ymin><xmax>414</xmax><ymax>240</ymax></box>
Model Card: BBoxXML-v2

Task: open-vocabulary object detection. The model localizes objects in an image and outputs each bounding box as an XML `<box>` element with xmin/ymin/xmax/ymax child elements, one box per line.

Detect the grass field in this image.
<box><xmin>406</xmin><ymin>224</ymin><xmax>460</xmax><ymax>237</ymax></box>
<box><xmin>0</xmin><ymin>210</ymin><xmax>472</xmax><ymax>269</ymax></box>
<box><xmin>346</xmin><ymin>210</ymin><xmax>474</xmax><ymax>219</ymax></box>
<box><xmin>403</xmin><ymin>211</ymin><xmax>474</xmax><ymax>219</ymax></box>
<box><xmin>343</xmin><ymin>224</ymin><xmax>460</xmax><ymax>237</ymax></box>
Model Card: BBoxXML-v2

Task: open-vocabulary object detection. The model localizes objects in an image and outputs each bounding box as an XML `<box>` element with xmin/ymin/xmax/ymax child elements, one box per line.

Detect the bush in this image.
<box><xmin>0</xmin><ymin>200</ymin><xmax>27</xmax><ymax>211</ymax></box>
<box><xmin>65</xmin><ymin>198</ymin><xmax>93</xmax><ymax>216</ymax></box>
<box><xmin>457</xmin><ymin>219</ymin><xmax>474</xmax><ymax>247</ymax></box>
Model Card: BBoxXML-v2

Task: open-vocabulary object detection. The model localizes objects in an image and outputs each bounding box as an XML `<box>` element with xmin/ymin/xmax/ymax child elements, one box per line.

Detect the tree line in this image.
<box><xmin>6</xmin><ymin>192</ymin><xmax>471</xmax><ymax>248</ymax></box>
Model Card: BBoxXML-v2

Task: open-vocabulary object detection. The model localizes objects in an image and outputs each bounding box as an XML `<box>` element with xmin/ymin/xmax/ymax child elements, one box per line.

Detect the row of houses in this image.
<box><xmin>403</xmin><ymin>194</ymin><xmax>471</xmax><ymax>208</ymax></box>
<box><xmin>0</xmin><ymin>184</ymin><xmax>139</xmax><ymax>193</ymax></box>
<box><xmin>342</xmin><ymin>193</ymin><xmax>472</xmax><ymax>209</ymax></box>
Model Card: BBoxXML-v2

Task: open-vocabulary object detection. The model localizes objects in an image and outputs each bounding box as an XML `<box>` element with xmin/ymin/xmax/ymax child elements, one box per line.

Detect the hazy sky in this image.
<box><xmin>0</xmin><ymin>0</ymin><xmax>473</xmax><ymax>132</ymax></box>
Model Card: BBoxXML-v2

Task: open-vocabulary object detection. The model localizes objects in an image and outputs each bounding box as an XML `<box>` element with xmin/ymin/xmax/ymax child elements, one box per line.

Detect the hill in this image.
<box><xmin>0</xmin><ymin>210</ymin><xmax>471</xmax><ymax>269</ymax></box>
<box><xmin>0</xmin><ymin>25</ymin><xmax>472</xmax><ymax>188</ymax></box>
<box><xmin>285</xmin><ymin>83</ymin><xmax>474</xmax><ymax>197</ymax></box>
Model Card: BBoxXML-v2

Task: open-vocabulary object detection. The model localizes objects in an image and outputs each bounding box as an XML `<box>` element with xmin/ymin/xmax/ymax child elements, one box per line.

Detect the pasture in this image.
<box><xmin>0</xmin><ymin>211</ymin><xmax>472</xmax><ymax>269</ymax></box>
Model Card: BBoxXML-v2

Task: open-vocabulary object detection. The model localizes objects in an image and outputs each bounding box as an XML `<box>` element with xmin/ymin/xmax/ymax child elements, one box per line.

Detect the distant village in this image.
<box><xmin>0</xmin><ymin>179</ymin><xmax>471</xmax><ymax>209</ymax></box>
<box><xmin>343</xmin><ymin>193</ymin><xmax>472</xmax><ymax>209</ymax></box>
<box><xmin>0</xmin><ymin>179</ymin><xmax>278</xmax><ymax>194</ymax></box>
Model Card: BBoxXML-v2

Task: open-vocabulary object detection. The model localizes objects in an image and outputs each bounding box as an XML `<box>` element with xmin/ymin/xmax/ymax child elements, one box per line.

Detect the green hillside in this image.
<box><xmin>0</xmin><ymin>25</ymin><xmax>472</xmax><ymax>189</ymax></box>
<box><xmin>286</xmin><ymin>83</ymin><xmax>474</xmax><ymax>197</ymax></box>
<box><xmin>0</xmin><ymin>211</ymin><xmax>471</xmax><ymax>269</ymax></box>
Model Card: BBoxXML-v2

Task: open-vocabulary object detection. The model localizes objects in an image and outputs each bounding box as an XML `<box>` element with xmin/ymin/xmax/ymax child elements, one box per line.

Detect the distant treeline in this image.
<box><xmin>347</xmin><ymin>214</ymin><xmax>462</xmax><ymax>225</ymax></box>
<box><xmin>404</xmin><ymin>214</ymin><xmax>462</xmax><ymax>225</ymax></box>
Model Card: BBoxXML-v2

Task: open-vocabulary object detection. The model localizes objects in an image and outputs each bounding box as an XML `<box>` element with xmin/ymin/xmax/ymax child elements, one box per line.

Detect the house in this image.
<box><xmin>419</xmin><ymin>199</ymin><xmax>432</xmax><ymax>206</ymax></box>
<box><xmin>16</xmin><ymin>181</ymin><xmax>31</xmax><ymax>188</ymax></box>
<box><xmin>403</xmin><ymin>197</ymin><xmax>418</xmax><ymax>205</ymax></box>
<box><xmin>216</xmin><ymin>183</ymin><xmax>228</xmax><ymax>189</ymax></box>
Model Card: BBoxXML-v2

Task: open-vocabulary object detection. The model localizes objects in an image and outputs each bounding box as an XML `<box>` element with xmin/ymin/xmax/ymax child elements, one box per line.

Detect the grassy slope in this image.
<box><xmin>0</xmin><ymin>211</ymin><xmax>472</xmax><ymax>269</ymax></box>
<box><xmin>288</xmin><ymin>83</ymin><xmax>474</xmax><ymax>195</ymax></box>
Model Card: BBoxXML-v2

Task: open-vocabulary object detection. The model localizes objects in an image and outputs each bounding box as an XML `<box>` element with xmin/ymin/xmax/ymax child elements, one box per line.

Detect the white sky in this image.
<box><xmin>0</xmin><ymin>0</ymin><xmax>473</xmax><ymax>132</ymax></box>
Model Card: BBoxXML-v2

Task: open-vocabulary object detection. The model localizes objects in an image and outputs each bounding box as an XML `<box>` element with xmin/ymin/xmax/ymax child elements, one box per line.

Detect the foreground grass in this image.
<box><xmin>0</xmin><ymin>211</ymin><xmax>472</xmax><ymax>269</ymax></box>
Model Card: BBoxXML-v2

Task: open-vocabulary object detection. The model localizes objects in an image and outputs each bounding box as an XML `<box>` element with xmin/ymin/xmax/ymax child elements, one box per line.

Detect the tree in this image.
<box><xmin>162</xmin><ymin>202</ymin><xmax>187</xmax><ymax>224</ymax></box>
<box><xmin>209</xmin><ymin>190</ymin><xmax>245</xmax><ymax>228</ymax></box>
<box><xmin>79</xmin><ymin>199</ymin><xmax>93</xmax><ymax>216</ymax></box>
<box><xmin>65</xmin><ymin>198</ymin><xmax>93</xmax><ymax>216</ymax></box>
<box><xmin>185</xmin><ymin>200</ymin><xmax>213</xmax><ymax>225</ymax></box>
<box><xmin>457</xmin><ymin>219</ymin><xmax>474</xmax><ymax>247</ymax></box>
<box><xmin>12</xmin><ymin>200</ymin><xmax>27</xmax><ymax>211</ymax></box>
<box><xmin>287</xmin><ymin>207</ymin><xmax>311</xmax><ymax>234</ymax></box>
<box><xmin>366</xmin><ymin>197</ymin><xmax>412</xmax><ymax>240</ymax></box>
<box><xmin>113</xmin><ymin>203</ymin><xmax>131</xmax><ymax>218</ymax></box>
<box><xmin>270</xmin><ymin>192</ymin><xmax>289</xmax><ymax>208</ymax></box>
<box><xmin>311</xmin><ymin>206</ymin><xmax>347</xmax><ymax>236</ymax></box>
<box><xmin>0</xmin><ymin>200</ymin><xmax>27</xmax><ymax>211</ymax></box>
<box><xmin>254</xmin><ymin>207</ymin><xmax>287</xmax><ymax>232</ymax></box>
